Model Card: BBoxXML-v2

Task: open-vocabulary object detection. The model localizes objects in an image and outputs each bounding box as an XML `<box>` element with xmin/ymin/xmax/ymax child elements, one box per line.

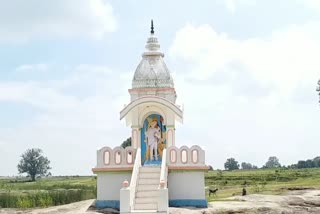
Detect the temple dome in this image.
<box><xmin>132</xmin><ymin>25</ymin><xmax>174</xmax><ymax>89</ymax></box>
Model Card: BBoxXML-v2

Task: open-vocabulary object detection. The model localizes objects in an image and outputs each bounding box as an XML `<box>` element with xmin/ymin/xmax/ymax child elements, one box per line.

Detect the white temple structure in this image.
<box><xmin>92</xmin><ymin>21</ymin><xmax>208</xmax><ymax>214</ymax></box>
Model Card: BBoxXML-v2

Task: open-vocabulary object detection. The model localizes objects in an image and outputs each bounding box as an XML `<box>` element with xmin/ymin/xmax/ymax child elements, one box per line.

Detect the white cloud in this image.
<box><xmin>169</xmin><ymin>22</ymin><xmax>320</xmax><ymax>169</ymax></box>
<box><xmin>225</xmin><ymin>0</ymin><xmax>236</xmax><ymax>13</ymax></box>
<box><xmin>0</xmin><ymin>0</ymin><xmax>116</xmax><ymax>42</ymax></box>
<box><xmin>0</xmin><ymin>65</ymin><xmax>132</xmax><ymax>175</ymax></box>
<box><xmin>302</xmin><ymin>0</ymin><xmax>320</xmax><ymax>11</ymax></box>
<box><xmin>0</xmin><ymin>81</ymin><xmax>78</xmax><ymax>111</ymax></box>
<box><xmin>224</xmin><ymin>0</ymin><xmax>256</xmax><ymax>14</ymax></box>
<box><xmin>170</xmin><ymin>22</ymin><xmax>320</xmax><ymax>100</ymax></box>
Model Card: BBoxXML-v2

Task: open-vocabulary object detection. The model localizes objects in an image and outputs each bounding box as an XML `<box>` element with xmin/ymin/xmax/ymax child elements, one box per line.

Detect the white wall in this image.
<box><xmin>168</xmin><ymin>171</ymin><xmax>205</xmax><ymax>200</ymax></box>
<box><xmin>97</xmin><ymin>173</ymin><xmax>132</xmax><ymax>200</ymax></box>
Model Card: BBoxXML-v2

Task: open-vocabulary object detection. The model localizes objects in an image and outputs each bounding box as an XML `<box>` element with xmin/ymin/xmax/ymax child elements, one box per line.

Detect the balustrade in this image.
<box><xmin>96</xmin><ymin>146</ymin><xmax>136</xmax><ymax>168</ymax></box>
<box><xmin>167</xmin><ymin>145</ymin><xmax>205</xmax><ymax>167</ymax></box>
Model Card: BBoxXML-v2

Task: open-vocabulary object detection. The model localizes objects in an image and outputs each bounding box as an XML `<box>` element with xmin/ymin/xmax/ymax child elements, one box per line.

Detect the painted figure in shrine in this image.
<box><xmin>145</xmin><ymin>118</ymin><xmax>161</xmax><ymax>161</ymax></box>
<box><xmin>141</xmin><ymin>114</ymin><xmax>166</xmax><ymax>164</ymax></box>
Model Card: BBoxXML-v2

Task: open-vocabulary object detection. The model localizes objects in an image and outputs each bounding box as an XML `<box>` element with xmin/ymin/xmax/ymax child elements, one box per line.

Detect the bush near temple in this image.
<box><xmin>0</xmin><ymin>176</ymin><xmax>96</xmax><ymax>208</ymax></box>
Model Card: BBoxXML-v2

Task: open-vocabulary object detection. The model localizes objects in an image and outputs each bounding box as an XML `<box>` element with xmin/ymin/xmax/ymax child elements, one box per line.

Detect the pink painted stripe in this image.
<box><xmin>168</xmin><ymin>166</ymin><xmax>209</xmax><ymax>171</ymax></box>
<box><xmin>92</xmin><ymin>167</ymin><xmax>133</xmax><ymax>172</ymax></box>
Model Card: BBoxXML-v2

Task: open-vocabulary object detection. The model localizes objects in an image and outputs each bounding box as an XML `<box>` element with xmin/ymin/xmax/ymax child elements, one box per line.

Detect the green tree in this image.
<box><xmin>121</xmin><ymin>137</ymin><xmax>131</xmax><ymax>148</ymax></box>
<box><xmin>241</xmin><ymin>162</ymin><xmax>257</xmax><ymax>169</ymax></box>
<box><xmin>294</xmin><ymin>156</ymin><xmax>320</xmax><ymax>169</ymax></box>
<box><xmin>297</xmin><ymin>160</ymin><xmax>307</xmax><ymax>168</ymax></box>
<box><xmin>224</xmin><ymin>158</ymin><xmax>239</xmax><ymax>170</ymax></box>
<box><xmin>313</xmin><ymin>156</ymin><xmax>320</xmax><ymax>167</ymax></box>
<box><xmin>264</xmin><ymin>156</ymin><xmax>281</xmax><ymax>168</ymax></box>
<box><xmin>17</xmin><ymin>148</ymin><xmax>51</xmax><ymax>181</ymax></box>
<box><xmin>305</xmin><ymin>159</ymin><xmax>315</xmax><ymax>168</ymax></box>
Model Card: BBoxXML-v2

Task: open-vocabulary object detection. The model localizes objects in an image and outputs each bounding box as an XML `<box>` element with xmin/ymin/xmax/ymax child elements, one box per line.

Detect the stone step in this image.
<box><xmin>137</xmin><ymin>184</ymin><xmax>159</xmax><ymax>191</ymax></box>
<box><xmin>134</xmin><ymin>203</ymin><xmax>157</xmax><ymax>210</ymax></box>
<box><xmin>139</xmin><ymin>172</ymin><xmax>160</xmax><ymax>179</ymax></box>
<box><xmin>138</xmin><ymin>178</ymin><xmax>159</xmax><ymax>185</ymax></box>
<box><xmin>136</xmin><ymin>190</ymin><xmax>158</xmax><ymax>198</ymax></box>
<box><xmin>135</xmin><ymin>196</ymin><xmax>158</xmax><ymax>204</ymax></box>
<box><xmin>139</xmin><ymin>166</ymin><xmax>161</xmax><ymax>173</ymax></box>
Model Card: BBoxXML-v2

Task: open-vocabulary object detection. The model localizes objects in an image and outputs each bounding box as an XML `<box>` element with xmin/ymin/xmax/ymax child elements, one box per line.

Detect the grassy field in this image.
<box><xmin>0</xmin><ymin>176</ymin><xmax>96</xmax><ymax>208</ymax></box>
<box><xmin>1</xmin><ymin>168</ymin><xmax>320</xmax><ymax>208</ymax></box>
<box><xmin>205</xmin><ymin>168</ymin><xmax>320</xmax><ymax>202</ymax></box>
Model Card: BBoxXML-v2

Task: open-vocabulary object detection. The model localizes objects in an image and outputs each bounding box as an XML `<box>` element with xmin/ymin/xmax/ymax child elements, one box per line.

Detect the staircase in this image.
<box><xmin>132</xmin><ymin>165</ymin><xmax>162</xmax><ymax>213</ymax></box>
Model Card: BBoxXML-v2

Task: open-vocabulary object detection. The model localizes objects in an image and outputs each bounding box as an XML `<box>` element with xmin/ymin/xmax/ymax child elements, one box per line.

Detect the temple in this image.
<box><xmin>92</xmin><ymin>21</ymin><xmax>208</xmax><ymax>214</ymax></box>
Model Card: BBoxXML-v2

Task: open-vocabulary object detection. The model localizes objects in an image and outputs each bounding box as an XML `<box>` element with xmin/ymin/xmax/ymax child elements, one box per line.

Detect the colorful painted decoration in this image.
<box><xmin>141</xmin><ymin>114</ymin><xmax>166</xmax><ymax>165</ymax></box>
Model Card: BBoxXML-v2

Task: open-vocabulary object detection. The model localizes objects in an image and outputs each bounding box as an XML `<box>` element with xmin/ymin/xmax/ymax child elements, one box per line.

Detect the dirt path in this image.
<box><xmin>1</xmin><ymin>190</ymin><xmax>320</xmax><ymax>214</ymax></box>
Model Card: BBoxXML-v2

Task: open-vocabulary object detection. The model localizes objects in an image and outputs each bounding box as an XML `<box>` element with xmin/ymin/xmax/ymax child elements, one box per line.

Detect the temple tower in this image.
<box><xmin>120</xmin><ymin>20</ymin><xmax>183</xmax><ymax>165</ymax></box>
<box><xmin>93</xmin><ymin>21</ymin><xmax>207</xmax><ymax>213</ymax></box>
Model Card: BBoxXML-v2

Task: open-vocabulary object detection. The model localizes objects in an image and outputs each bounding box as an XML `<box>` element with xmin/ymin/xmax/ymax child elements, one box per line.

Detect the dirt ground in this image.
<box><xmin>1</xmin><ymin>189</ymin><xmax>320</xmax><ymax>214</ymax></box>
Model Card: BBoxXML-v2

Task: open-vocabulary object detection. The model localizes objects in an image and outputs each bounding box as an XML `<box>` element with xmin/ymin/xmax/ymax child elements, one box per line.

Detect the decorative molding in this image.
<box><xmin>129</xmin><ymin>87</ymin><xmax>175</xmax><ymax>92</ymax></box>
<box><xmin>120</xmin><ymin>96</ymin><xmax>183</xmax><ymax>121</ymax></box>
<box><xmin>139</xmin><ymin>105</ymin><xmax>167</xmax><ymax>126</ymax></box>
<box><xmin>168</xmin><ymin>166</ymin><xmax>209</xmax><ymax>171</ymax></box>
<box><xmin>92</xmin><ymin>167</ymin><xmax>133</xmax><ymax>172</ymax></box>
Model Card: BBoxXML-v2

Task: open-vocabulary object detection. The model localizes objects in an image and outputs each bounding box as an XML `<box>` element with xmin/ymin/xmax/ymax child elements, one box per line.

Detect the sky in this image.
<box><xmin>0</xmin><ymin>0</ymin><xmax>320</xmax><ymax>176</ymax></box>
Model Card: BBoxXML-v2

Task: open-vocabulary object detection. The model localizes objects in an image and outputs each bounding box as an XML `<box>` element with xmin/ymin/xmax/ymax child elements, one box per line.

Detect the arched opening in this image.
<box><xmin>170</xmin><ymin>149</ymin><xmax>177</xmax><ymax>163</ymax></box>
<box><xmin>127</xmin><ymin>150</ymin><xmax>133</xmax><ymax>164</ymax></box>
<box><xmin>191</xmin><ymin>149</ymin><xmax>199</xmax><ymax>164</ymax></box>
<box><xmin>115</xmin><ymin>150</ymin><xmax>122</xmax><ymax>165</ymax></box>
<box><xmin>140</xmin><ymin>113</ymin><xmax>166</xmax><ymax>165</ymax></box>
<box><xmin>181</xmin><ymin>149</ymin><xmax>188</xmax><ymax>164</ymax></box>
<box><xmin>104</xmin><ymin>151</ymin><xmax>110</xmax><ymax>165</ymax></box>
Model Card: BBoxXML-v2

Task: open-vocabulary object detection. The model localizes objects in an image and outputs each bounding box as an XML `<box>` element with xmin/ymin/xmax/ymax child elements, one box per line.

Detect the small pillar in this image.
<box><xmin>120</xmin><ymin>180</ymin><xmax>130</xmax><ymax>213</ymax></box>
<box><xmin>131</xmin><ymin>126</ymin><xmax>140</xmax><ymax>148</ymax></box>
<box><xmin>166</xmin><ymin>126</ymin><xmax>175</xmax><ymax>147</ymax></box>
<box><xmin>158</xmin><ymin>180</ymin><xmax>169</xmax><ymax>213</ymax></box>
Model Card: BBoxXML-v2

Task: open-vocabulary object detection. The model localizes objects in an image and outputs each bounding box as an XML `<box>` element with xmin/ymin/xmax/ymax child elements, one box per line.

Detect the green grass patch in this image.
<box><xmin>0</xmin><ymin>176</ymin><xmax>97</xmax><ymax>208</ymax></box>
<box><xmin>2</xmin><ymin>168</ymin><xmax>320</xmax><ymax>207</ymax></box>
<box><xmin>205</xmin><ymin>168</ymin><xmax>320</xmax><ymax>201</ymax></box>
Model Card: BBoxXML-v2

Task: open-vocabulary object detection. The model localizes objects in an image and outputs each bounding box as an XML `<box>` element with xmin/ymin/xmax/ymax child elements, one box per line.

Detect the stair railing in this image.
<box><xmin>159</xmin><ymin>148</ymin><xmax>168</xmax><ymax>187</ymax></box>
<box><xmin>129</xmin><ymin>147</ymin><xmax>141</xmax><ymax>210</ymax></box>
<box><xmin>158</xmin><ymin>148</ymin><xmax>168</xmax><ymax>213</ymax></box>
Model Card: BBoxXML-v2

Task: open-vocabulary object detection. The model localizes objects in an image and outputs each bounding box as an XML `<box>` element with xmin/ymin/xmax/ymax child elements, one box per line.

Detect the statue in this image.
<box><xmin>145</xmin><ymin>118</ymin><xmax>161</xmax><ymax>161</ymax></box>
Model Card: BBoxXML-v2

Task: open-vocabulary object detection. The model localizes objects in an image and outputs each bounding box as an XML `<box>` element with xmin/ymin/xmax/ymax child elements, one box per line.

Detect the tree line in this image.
<box><xmin>16</xmin><ymin>146</ymin><xmax>319</xmax><ymax>181</ymax></box>
<box><xmin>223</xmin><ymin>156</ymin><xmax>320</xmax><ymax>171</ymax></box>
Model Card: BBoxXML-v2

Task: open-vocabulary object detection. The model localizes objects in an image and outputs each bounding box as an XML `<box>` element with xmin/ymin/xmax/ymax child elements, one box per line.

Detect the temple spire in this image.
<box><xmin>151</xmin><ymin>19</ymin><xmax>154</xmax><ymax>34</ymax></box>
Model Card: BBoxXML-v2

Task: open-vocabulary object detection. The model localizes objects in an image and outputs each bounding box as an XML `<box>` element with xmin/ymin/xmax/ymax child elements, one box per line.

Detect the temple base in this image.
<box><xmin>169</xmin><ymin>199</ymin><xmax>208</xmax><ymax>208</ymax></box>
<box><xmin>95</xmin><ymin>200</ymin><xmax>120</xmax><ymax>210</ymax></box>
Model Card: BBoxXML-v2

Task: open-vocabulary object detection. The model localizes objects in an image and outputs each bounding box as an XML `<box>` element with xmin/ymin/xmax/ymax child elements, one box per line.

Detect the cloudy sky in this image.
<box><xmin>1</xmin><ymin>0</ymin><xmax>320</xmax><ymax>175</ymax></box>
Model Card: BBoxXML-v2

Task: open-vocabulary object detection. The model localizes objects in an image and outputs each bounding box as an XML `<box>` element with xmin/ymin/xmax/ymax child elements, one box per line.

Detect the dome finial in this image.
<box><xmin>151</xmin><ymin>19</ymin><xmax>154</xmax><ymax>34</ymax></box>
